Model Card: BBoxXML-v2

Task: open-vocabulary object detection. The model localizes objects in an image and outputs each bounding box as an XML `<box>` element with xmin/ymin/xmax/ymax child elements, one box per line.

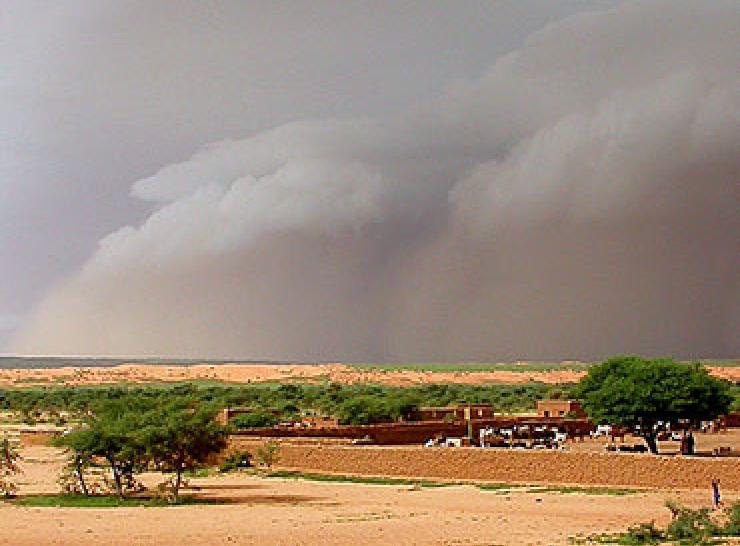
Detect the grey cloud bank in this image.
<box><xmin>11</xmin><ymin>1</ymin><xmax>740</xmax><ymax>361</ymax></box>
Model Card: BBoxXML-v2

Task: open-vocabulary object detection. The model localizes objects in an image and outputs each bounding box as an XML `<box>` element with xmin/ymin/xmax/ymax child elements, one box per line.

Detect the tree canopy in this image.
<box><xmin>0</xmin><ymin>381</ymin><xmax>562</xmax><ymax>426</ymax></box>
<box><xmin>55</xmin><ymin>396</ymin><xmax>227</xmax><ymax>501</ymax></box>
<box><xmin>574</xmin><ymin>356</ymin><xmax>733</xmax><ymax>453</ymax></box>
<box><xmin>139</xmin><ymin>399</ymin><xmax>227</xmax><ymax>500</ymax></box>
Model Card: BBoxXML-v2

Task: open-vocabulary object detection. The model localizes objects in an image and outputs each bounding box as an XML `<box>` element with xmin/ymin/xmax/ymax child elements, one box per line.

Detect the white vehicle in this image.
<box><xmin>554</xmin><ymin>432</ymin><xmax>568</xmax><ymax>443</ymax></box>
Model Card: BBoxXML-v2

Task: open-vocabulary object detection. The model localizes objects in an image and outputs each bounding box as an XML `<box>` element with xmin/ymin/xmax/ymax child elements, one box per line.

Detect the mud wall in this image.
<box><xmin>229</xmin><ymin>441</ymin><xmax>740</xmax><ymax>490</ymax></box>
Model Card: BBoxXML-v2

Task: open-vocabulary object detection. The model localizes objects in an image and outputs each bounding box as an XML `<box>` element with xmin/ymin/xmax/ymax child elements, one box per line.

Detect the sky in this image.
<box><xmin>1</xmin><ymin>1</ymin><xmax>738</xmax><ymax>361</ymax></box>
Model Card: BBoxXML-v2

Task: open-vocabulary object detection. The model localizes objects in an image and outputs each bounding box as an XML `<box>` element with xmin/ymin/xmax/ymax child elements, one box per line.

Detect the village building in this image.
<box><xmin>536</xmin><ymin>399</ymin><xmax>587</xmax><ymax>419</ymax></box>
<box><xmin>409</xmin><ymin>403</ymin><xmax>494</xmax><ymax>422</ymax></box>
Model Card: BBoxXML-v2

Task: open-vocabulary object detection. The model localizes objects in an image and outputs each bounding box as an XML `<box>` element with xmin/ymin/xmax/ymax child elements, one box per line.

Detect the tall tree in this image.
<box><xmin>574</xmin><ymin>356</ymin><xmax>732</xmax><ymax>453</ymax></box>
<box><xmin>140</xmin><ymin>400</ymin><xmax>227</xmax><ymax>502</ymax></box>
<box><xmin>53</xmin><ymin>429</ymin><xmax>95</xmax><ymax>496</ymax></box>
<box><xmin>57</xmin><ymin>399</ymin><xmax>147</xmax><ymax>498</ymax></box>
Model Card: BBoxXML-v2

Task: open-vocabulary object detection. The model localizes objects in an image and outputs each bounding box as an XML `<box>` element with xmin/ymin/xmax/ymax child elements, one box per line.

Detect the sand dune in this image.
<box><xmin>0</xmin><ymin>362</ymin><xmax>736</xmax><ymax>388</ymax></box>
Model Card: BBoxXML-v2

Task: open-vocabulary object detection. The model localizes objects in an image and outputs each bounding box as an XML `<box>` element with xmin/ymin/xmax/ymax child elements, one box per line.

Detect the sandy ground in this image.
<box><xmin>0</xmin><ymin>363</ymin><xmax>737</xmax><ymax>387</ymax></box>
<box><xmin>2</xmin><ymin>447</ymin><xmax>736</xmax><ymax>546</ymax></box>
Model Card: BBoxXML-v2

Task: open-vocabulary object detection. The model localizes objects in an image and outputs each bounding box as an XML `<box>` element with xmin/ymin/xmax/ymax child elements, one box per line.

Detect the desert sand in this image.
<box><xmin>2</xmin><ymin>446</ymin><xmax>735</xmax><ymax>546</ymax></box>
<box><xmin>0</xmin><ymin>362</ymin><xmax>737</xmax><ymax>387</ymax></box>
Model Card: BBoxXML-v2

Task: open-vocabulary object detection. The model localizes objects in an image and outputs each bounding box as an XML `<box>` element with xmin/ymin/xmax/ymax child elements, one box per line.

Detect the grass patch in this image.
<box><xmin>528</xmin><ymin>485</ymin><xmax>639</xmax><ymax>496</ymax></box>
<box><xmin>475</xmin><ymin>483</ymin><xmax>519</xmax><ymax>491</ymax></box>
<box><xmin>11</xmin><ymin>494</ymin><xmax>221</xmax><ymax>508</ymax></box>
<box><xmin>265</xmin><ymin>470</ymin><xmax>452</xmax><ymax>488</ymax></box>
<box><xmin>184</xmin><ymin>467</ymin><xmax>215</xmax><ymax>478</ymax></box>
<box><xmin>264</xmin><ymin>471</ymin><xmax>630</xmax><ymax>496</ymax></box>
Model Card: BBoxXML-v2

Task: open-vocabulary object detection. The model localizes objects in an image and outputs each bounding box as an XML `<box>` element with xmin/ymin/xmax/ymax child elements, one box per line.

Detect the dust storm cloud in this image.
<box><xmin>13</xmin><ymin>1</ymin><xmax>740</xmax><ymax>361</ymax></box>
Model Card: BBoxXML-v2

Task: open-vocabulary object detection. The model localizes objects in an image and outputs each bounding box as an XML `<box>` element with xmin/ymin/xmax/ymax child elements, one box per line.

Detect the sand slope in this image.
<box><xmin>0</xmin><ymin>363</ymin><xmax>737</xmax><ymax>387</ymax></box>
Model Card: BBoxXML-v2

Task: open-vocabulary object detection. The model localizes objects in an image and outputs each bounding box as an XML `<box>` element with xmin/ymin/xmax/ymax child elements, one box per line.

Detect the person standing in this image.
<box><xmin>712</xmin><ymin>479</ymin><xmax>721</xmax><ymax>509</ymax></box>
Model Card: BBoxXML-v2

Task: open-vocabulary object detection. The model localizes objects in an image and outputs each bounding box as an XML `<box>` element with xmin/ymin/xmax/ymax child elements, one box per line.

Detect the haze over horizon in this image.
<box><xmin>2</xmin><ymin>1</ymin><xmax>738</xmax><ymax>362</ymax></box>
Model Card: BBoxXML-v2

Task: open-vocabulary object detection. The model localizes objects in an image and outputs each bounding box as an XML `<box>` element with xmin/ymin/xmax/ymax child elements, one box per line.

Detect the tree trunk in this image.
<box><xmin>108</xmin><ymin>457</ymin><xmax>124</xmax><ymax>498</ymax></box>
<box><xmin>75</xmin><ymin>458</ymin><xmax>89</xmax><ymax>496</ymax></box>
<box><xmin>644</xmin><ymin>433</ymin><xmax>658</xmax><ymax>454</ymax></box>
<box><xmin>173</xmin><ymin>467</ymin><xmax>182</xmax><ymax>503</ymax></box>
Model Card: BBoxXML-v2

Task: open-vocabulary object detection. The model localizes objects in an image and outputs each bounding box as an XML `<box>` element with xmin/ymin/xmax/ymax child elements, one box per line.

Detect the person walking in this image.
<box><xmin>711</xmin><ymin>479</ymin><xmax>721</xmax><ymax>509</ymax></box>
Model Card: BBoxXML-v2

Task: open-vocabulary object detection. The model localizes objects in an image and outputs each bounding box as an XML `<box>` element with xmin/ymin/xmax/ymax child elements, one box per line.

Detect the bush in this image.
<box><xmin>336</xmin><ymin>396</ymin><xmax>395</xmax><ymax>425</ymax></box>
<box><xmin>617</xmin><ymin>522</ymin><xmax>663</xmax><ymax>544</ymax></box>
<box><xmin>218</xmin><ymin>450</ymin><xmax>252</xmax><ymax>473</ymax></box>
<box><xmin>664</xmin><ymin>504</ymin><xmax>719</xmax><ymax>544</ymax></box>
<box><xmin>230</xmin><ymin>411</ymin><xmax>279</xmax><ymax>429</ymax></box>
<box><xmin>255</xmin><ymin>442</ymin><xmax>280</xmax><ymax>469</ymax></box>
<box><xmin>591</xmin><ymin>502</ymin><xmax>739</xmax><ymax>546</ymax></box>
<box><xmin>721</xmin><ymin>501</ymin><xmax>740</xmax><ymax>537</ymax></box>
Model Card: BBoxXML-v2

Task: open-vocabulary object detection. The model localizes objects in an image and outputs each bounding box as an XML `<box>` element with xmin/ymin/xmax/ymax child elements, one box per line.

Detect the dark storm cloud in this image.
<box><xmin>1</xmin><ymin>0</ymin><xmax>616</xmax><ymax>348</ymax></box>
<box><xmin>6</xmin><ymin>1</ymin><xmax>739</xmax><ymax>360</ymax></box>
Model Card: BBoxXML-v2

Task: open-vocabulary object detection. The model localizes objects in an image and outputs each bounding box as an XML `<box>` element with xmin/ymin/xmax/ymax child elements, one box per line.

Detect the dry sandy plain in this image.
<box><xmin>2</xmin><ymin>446</ymin><xmax>737</xmax><ymax>546</ymax></box>
<box><xmin>0</xmin><ymin>362</ymin><xmax>737</xmax><ymax>387</ymax></box>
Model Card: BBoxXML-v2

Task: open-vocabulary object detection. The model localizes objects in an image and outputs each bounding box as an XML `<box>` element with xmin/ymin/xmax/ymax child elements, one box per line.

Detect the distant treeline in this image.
<box><xmin>1</xmin><ymin>371</ymin><xmax>737</xmax><ymax>427</ymax></box>
<box><xmin>0</xmin><ymin>382</ymin><xmax>566</xmax><ymax>425</ymax></box>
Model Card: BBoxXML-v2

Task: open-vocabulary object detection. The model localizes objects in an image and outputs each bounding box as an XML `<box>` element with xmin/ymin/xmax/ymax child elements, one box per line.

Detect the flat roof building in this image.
<box><xmin>536</xmin><ymin>400</ymin><xmax>587</xmax><ymax>419</ymax></box>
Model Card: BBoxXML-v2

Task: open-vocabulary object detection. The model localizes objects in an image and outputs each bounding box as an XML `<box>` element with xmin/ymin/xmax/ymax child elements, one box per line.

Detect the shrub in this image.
<box><xmin>230</xmin><ymin>411</ymin><xmax>279</xmax><ymax>429</ymax></box>
<box><xmin>721</xmin><ymin>501</ymin><xmax>740</xmax><ymax>537</ymax></box>
<box><xmin>591</xmin><ymin>502</ymin><xmax>738</xmax><ymax>545</ymax></box>
<box><xmin>219</xmin><ymin>450</ymin><xmax>252</xmax><ymax>473</ymax></box>
<box><xmin>618</xmin><ymin>522</ymin><xmax>663</xmax><ymax>544</ymax></box>
<box><xmin>255</xmin><ymin>441</ymin><xmax>280</xmax><ymax>469</ymax></box>
<box><xmin>336</xmin><ymin>396</ymin><xmax>394</xmax><ymax>425</ymax></box>
<box><xmin>664</xmin><ymin>502</ymin><xmax>720</xmax><ymax>544</ymax></box>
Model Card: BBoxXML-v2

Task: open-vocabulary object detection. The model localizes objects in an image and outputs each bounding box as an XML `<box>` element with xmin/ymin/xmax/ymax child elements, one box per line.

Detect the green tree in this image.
<box><xmin>140</xmin><ymin>400</ymin><xmax>227</xmax><ymax>502</ymax></box>
<box><xmin>230</xmin><ymin>410</ymin><xmax>279</xmax><ymax>429</ymax></box>
<box><xmin>56</xmin><ymin>400</ymin><xmax>147</xmax><ymax>498</ymax></box>
<box><xmin>574</xmin><ymin>356</ymin><xmax>732</xmax><ymax>453</ymax></box>
<box><xmin>53</xmin><ymin>429</ymin><xmax>96</xmax><ymax>496</ymax></box>
<box><xmin>0</xmin><ymin>437</ymin><xmax>21</xmax><ymax>497</ymax></box>
<box><xmin>336</xmin><ymin>395</ymin><xmax>394</xmax><ymax>425</ymax></box>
